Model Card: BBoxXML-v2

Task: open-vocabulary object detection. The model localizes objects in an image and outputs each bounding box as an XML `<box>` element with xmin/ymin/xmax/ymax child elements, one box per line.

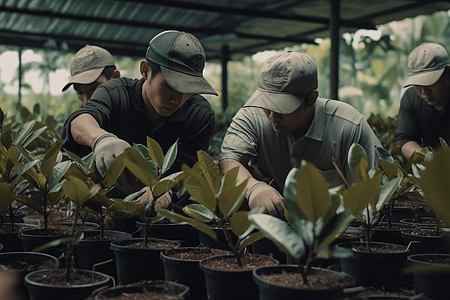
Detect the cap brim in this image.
<box><xmin>161</xmin><ymin>67</ymin><xmax>218</xmax><ymax>96</ymax></box>
<box><xmin>244</xmin><ymin>89</ymin><xmax>307</xmax><ymax>115</ymax></box>
<box><xmin>62</xmin><ymin>68</ymin><xmax>104</xmax><ymax>91</ymax></box>
<box><xmin>403</xmin><ymin>68</ymin><xmax>445</xmax><ymax>88</ymax></box>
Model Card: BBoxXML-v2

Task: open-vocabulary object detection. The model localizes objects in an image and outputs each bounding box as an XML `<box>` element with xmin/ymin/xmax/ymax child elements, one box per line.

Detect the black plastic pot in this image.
<box><xmin>75</xmin><ymin>230</ymin><xmax>131</xmax><ymax>280</ymax></box>
<box><xmin>253</xmin><ymin>265</ymin><xmax>355</xmax><ymax>300</ymax></box>
<box><xmin>24</xmin><ymin>269</ymin><xmax>112</xmax><ymax>300</ymax></box>
<box><xmin>199</xmin><ymin>254</ymin><xmax>278</xmax><ymax>300</ymax></box>
<box><xmin>407</xmin><ymin>253</ymin><xmax>450</xmax><ymax>300</ymax></box>
<box><xmin>0</xmin><ymin>252</ymin><xmax>59</xmax><ymax>300</ymax></box>
<box><xmin>110</xmin><ymin>237</ymin><xmax>180</xmax><ymax>285</ymax></box>
<box><xmin>94</xmin><ymin>280</ymin><xmax>190</xmax><ymax>299</ymax></box>
<box><xmin>335</xmin><ymin>241</ymin><xmax>410</xmax><ymax>291</ymax></box>
<box><xmin>20</xmin><ymin>228</ymin><xmax>69</xmax><ymax>259</ymax></box>
<box><xmin>371</xmin><ymin>222</ymin><xmax>408</xmax><ymax>244</ymax></box>
<box><xmin>0</xmin><ymin>223</ymin><xmax>37</xmax><ymax>252</ymax></box>
<box><xmin>136</xmin><ymin>220</ymin><xmax>199</xmax><ymax>247</ymax></box>
<box><xmin>401</xmin><ymin>230</ymin><xmax>447</xmax><ymax>255</ymax></box>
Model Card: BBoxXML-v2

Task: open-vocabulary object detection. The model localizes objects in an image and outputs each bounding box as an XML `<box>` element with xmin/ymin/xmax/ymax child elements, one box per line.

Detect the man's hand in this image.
<box><xmin>139</xmin><ymin>186</ymin><xmax>172</xmax><ymax>212</ymax></box>
<box><xmin>92</xmin><ymin>133</ymin><xmax>132</xmax><ymax>177</ymax></box>
<box><xmin>246</xmin><ymin>181</ymin><xmax>285</xmax><ymax>219</ymax></box>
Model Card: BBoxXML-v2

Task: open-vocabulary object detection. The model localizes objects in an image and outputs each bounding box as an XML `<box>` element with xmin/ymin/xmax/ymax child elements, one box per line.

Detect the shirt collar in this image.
<box><xmin>304</xmin><ymin>97</ymin><xmax>326</xmax><ymax>141</ymax></box>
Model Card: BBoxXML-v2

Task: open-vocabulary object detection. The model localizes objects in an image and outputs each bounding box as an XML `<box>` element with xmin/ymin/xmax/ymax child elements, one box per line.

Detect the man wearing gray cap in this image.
<box><xmin>396</xmin><ymin>43</ymin><xmax>450</xmax><ymax>161</ymax></box>
<box><xmin>220</xmin><ymin>51</ymin><xmax>386</xmax><ymax>218</ymax></box>
<box><xmin>61</xmin><ymin>30</ymin><xmax>217</xmax><ymax>213</ymax></box>
<box><xmin>62</xmin><ymin>45</ymin><xmax>120</xmax><ymax>105</ymax></box>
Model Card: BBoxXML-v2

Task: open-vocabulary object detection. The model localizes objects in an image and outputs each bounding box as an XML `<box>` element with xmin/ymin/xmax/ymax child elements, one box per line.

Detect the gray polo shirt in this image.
<box><xmin>219</xmin><ymin>97</ymin><xmax>385</xmax><ymax>192</ymax></box>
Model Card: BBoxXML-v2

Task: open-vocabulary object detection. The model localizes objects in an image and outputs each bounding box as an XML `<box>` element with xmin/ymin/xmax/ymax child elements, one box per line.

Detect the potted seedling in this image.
<box><xmin>334</xmin><ymin>143</ymin><xmax>411</xmax><ymax>290</ymax></box>
<box><xmin>24</xmin><ymin>176</ymin><xmax>112</xmax><ymax>300</ymax></box>
<box><xmin>107</xmin><ymin>138</ymin><xmax>185</xmax><ymax>284</ymax></box>
<box><xmin>157</xmin><ymin>150</ymin><xmax>277</xmax><ymax>300</ymax></box>
<box><xmin>248</xmin><ymin>161</ymin><xmax>355</xmax><ymax>300</ymax></box>
<box><xmin>404</xmin><ymin>146</ymin><xmax>450</xmax><ymax>300</ymax></box>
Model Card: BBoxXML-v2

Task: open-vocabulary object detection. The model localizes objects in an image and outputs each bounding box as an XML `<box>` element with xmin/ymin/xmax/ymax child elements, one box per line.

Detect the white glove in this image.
<box><xmin>247</xmin><ymin>181</ymin><xmax>285</xmax><ymax>219</ymax></box>
<box><xmin>92</xmin><ymin>133</ymin><xmax>131</xmax><ymax>177</ymax></box>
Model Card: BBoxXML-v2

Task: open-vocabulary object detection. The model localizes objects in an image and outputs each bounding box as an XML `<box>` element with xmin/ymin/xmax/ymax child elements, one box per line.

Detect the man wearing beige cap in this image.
<box><xmin>220</xmin><ymin>51</ymin><xmax>387</xmax><ymax>218</ymax></box>
<box><xmin>396</xmin><ymin>43</ymin><xmax>450</xmax><ymax>161</ymax></box>
<box><xmin>62</xmin><ymin>45</ymin><xmax>120</xmax><ymax>105</ymax></box>
<box><xmin>61</xmin><ymin>30</ymin><xmax>217</xmax><ymax>220</ymax></box>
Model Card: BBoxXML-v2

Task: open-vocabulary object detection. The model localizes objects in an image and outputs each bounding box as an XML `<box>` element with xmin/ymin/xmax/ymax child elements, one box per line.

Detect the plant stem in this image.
<box><xmin>365</xmin><ymin>206</ymin><xmax>371</xmax><ymax>251</ymax></box>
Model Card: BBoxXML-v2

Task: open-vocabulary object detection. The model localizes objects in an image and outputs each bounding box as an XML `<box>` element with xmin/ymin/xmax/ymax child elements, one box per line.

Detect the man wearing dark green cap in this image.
<box><xmin>397</xmin><ymin>43</ymin><xmax>450</xmax><ymax>161</ymax></box>
<box><xmin>61</xmin><ymin>30</ymin><xmax>217</xmax><ymax>212</ymax></box>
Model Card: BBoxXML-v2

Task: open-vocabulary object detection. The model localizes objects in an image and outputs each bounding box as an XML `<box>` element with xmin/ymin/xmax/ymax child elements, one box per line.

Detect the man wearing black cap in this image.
<box><xmin>61</xmin><ymin>30</ymin><xmax>217</xmax><ymax>210</ymax></box>
<box><xmin>396</xmin><ymin>43</ymin><xmax>450</xmax><ymax>161</ymax></box>
<box><xmin>220</xmin><ymin>51</ymin><xmax>387</xmax><ymax>219</ymax></box>
<box><xmin>62</xmin><ymin>45</ymin><xmax>120</xmax><ymax>105</ymax></box>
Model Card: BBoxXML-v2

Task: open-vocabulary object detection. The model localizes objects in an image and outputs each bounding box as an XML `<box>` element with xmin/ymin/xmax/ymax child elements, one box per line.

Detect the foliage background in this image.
<box><xmin>1</xmin><ymin>10</ymin><xmax>449</xmax><ymax>141</ymax></box>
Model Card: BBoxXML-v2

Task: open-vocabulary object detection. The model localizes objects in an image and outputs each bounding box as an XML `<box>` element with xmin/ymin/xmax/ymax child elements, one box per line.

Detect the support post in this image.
<box><xmin>221</xmin><ymin>44</ymin><xmax>229</xmax><ymax>113</ymax></box>
<box><xmin>330</xmin><ymin>0</ymin><xmax>340</xmax><ymax>100</ymax></box>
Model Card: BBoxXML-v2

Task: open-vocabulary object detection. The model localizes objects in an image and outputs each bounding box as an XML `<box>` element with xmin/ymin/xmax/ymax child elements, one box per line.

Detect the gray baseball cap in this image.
<box><xmin>404</xmin><ymin>43</ymin><xmax>450</xmax><ymax>87</ymax></box>
<box><xmin>145</xmin><ymin>30</ymin><xmax>218</xmax><ymax>96</ymax></box>
<box><xmin>62</xmin><ymin>45</ymin><xmax>115</xmax><ymax>92</ymax></box>
<box><xmin>244</xmin><ymin>51</ymin><xmax>318</xmax><ymax>114</ymax></box>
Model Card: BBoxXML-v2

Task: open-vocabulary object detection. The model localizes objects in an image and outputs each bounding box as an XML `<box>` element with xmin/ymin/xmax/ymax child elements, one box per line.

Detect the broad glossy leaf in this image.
<box><xmin>342</xmin><ymin>174</ymin><xmax>380</xmax><ymax>222</ymax></box>
<box><xmin>41</xmin><ymin>140</ymin><xmax>63</xmax><ymax>179</ymax></box>
<box><xmin>355</xmin><ymin>158</ymin><xmax>369</xmax><ymax>182</ymax></box>
<box><xmin>161</xmin><ymin>139</ymin><xmax>178</xmax><ymax>174</ymax></box>
<box><xmin>197</xmin><ymin>150</ymin><xmax>222</xmax><ymax>193</ymax></box>
<box><xmin>316</xmin><ymin>209</ymin><xmax>355</xmax><ymax>253</ymax></box>
<box><xmin>348</xmin><ymin>143</ymin><xmax>367</xmax><ymax>180</ymax></box>
<box><xmin>13</xmin><ymin>120</ymin><xmax>36</xmax><ymax>146</ymax></box>
<box><xmin>153</xmin><ymin>171</ymin><xmax>185</xmax><ymax>197</ymax></box>
<box><xmin>1</xmin><ymin>130</ymin><xmax>13</xmax><ymax>149</ymax></box>
<box><xmin>182</xmin><ymin>164</ymin><xmax>216</xmax><ymax>212</ymax></box>
<box><xmin>33</xmin><ymin>236</ymin><xmax>72</xmax><ymax>252</ymax></box>
<box><xmin>49</xmin><ymin>161</ymin><xmax>72</xmax><ymax>191</ymax></box>
<box><xmin>440</xmin><ymin>137</ymin><xmax>450</xmax><ymax>152</ymax></box>
<box><xmin>103</xmin><ymin>148</ymin><xmax>157</xmax><ymax>189</ymax></box>
<box><xmin>12</xmin><ymin>159</ymin><xmax>39</xmax><ymax>185</ymax></box>
<box><xmin>5</xmin><ymin>146</ymin><xmax>20</xmax><ymax>173</ymax></box>
<box><xmin>156</xmin><ymin>208</ymin><xmax>217</xmax><ymax>239</ymax></box>
<box><xmin>147</xmin><ymin>137</ymin><xmax>164</xmax><ymax>169</ymax></box>
<box><xmin>230</xmin><ymin>211</ymin><xmax>251</xmax><ymax>236</ymax></box>
<box><xmin>0</xmin><ymin>183</ymin><xmax>15</xmax><ymax>214</ymax></box>
<box><xmin>379</xmin><ymin>160</ymin><xmax>399</xmax><ymax>180</ymax></box>
<box><xmin>248</xmin><ymin>213</ymin><xmax>305</xmax><ymax>259</ymax></box>
<box><xmin>332</xmin><ymin>159</ymin><xmax>350</xmax><ymax>188</ymax></box>
<box><xmin>48</xmin><ymin>190</ymin><xmax>66</xmax><ymax>206</ymax></box>
<box><xmin>417</xmin><ymin>149</ymin><xmax>450</xmax><ymax>227</ymax></box>
<box><xmin>15</xmin><ymin>195</ymin><xmax>44</xmax><ymax>215</ymax></box>
<box><xmin>240</xmin><ymin>231</ymin><xmax>265</xmax><ymax>249</ymax></box>
<box><xmin>109</xmin><ymin>198</ymin><xmax>143</xmax><ymax>216</ymax></box>
<box><xmin>15</xmin><ymin>144</ymin><xmax>36</xmax><ymax>165</ymax></box>
<box><xmin>218</xmin><ymin>175</ymin><xmax>248</xmax><ymax>218</ymax></box>
<box><xmin>23</xmin><ymin>126</ymin><xmax>47</xmax><ymax>148</ymax></box>
<box><xmin>63</xmin><ymin>176</ymin><xmax>98</xmax><ymax>207</ymax></box>
<box><xmin>376</xmin><ymin>176</ymin><xmax>402</xmax><ymax>212</ymax></box>
<box><xmin>183</xmin><ymin>204</ymin><xmax>215</xmax><ymax>222</ymax></box>
<box><xmin>134</xmin><ymin>143</ymin><xmax>158</xmax><ymax>178</ymax></box>
<box><xmin>295</xmin><ymin>162</ymin><xmax>330</xmax><ymax>224</ymax></box>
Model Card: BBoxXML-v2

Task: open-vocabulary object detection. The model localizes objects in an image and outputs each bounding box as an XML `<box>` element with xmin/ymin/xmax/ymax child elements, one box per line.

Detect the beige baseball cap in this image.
<box><xmin>244</xmin><ymin>51</ymin><xmax>318</xmax><ymax>114</ymax></box>
<box><xmin>404</xmin><ymin>43</ymin><xmax>450</xmax><ymax>87</ymax></box>
<box><xmin>62</xmin><ymin>45</ymin><xmax>115</xmax><ymax>91</ymax></box>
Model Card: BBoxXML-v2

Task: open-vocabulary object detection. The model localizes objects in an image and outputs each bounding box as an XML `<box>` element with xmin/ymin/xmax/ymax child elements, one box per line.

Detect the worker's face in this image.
<box><xmin>263</xmin><ymin>92</ymin><xmax>317</xmax><ymax>136</ymax></box>
<box><xmin>74</xmin><ymin>75</ymin><xmax>109</xmax><ymax>105</ymax></box>
<box><xmin>140</xmin><ymin>61</ymin><xmax>190</xmax><ymax>118</ymax></box>
<box><xmin>414</xmin><ymin>67</ymin><xmax>450</xmax><ymax>110</ymax></box>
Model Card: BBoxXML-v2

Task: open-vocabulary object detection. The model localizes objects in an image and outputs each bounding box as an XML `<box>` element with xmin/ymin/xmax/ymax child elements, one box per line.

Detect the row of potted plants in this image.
<box><xmin>1</xmin><ymin>104</ymin><xmax>450</xmax><ymax>300</ymax></box>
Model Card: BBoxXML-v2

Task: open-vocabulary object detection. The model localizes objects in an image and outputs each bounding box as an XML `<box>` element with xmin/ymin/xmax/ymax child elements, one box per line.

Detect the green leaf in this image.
<box><xmin>0</xmin><ymin>183</ymin><xmax>15</xmax><ymax>214</ymax></box>
<box><xmin>248</xmin><ymin>213</ymin><xmax>305</xmax><ymax>259</ymax></box>
<box><xmin>348</xmin><ymin>143</ymin><xmax>368</xmax><ymax>180</ymax></box>
<box><xmin>147</xmin><ymin>137</ymin><xmax>164</xmax><ymax>169</ymax></box>
<box><xmin>49</xmin><ymin>161</ymin><xmax>71</xmax><ymax>191</ymax></box>
<box><xmin>41</xmin><ymin>140</ymin><xmax>63</xmax><ymax>180</ymax></box>
<box><xmin>183</xmin><ymin>204</ymin><xmax>215</xmax><ymax>222</ymax></box>
<box><xmin>15</xmin><ymin>195</ymin><xmax>44</xmax><ymax>215</ymax></box>
<box><xmin>13</xmin><ymin>120</ymin><xmax>36</xmax><ymax>146</ymax></box>
<box><xmin>197</xmin><ymin>150</ymin><xmax>222</xmax><ymax>193</ymax></box>
<box><xmin>379</xmin><ymin>160</ymin><xmax>399</xmax><ymax>180</ymax></box>
<box><xmin>230</xmin><ymin>211</ymin><xmax>251</xmax><ymax>236</ymax></box>
<box><xmin>316</xmin><ymin>209</ymin><xmax>355</xmax><ymax>253</ymax></box>
<box><xmin>440</xmin><ymin>137</ymin><xmax>450</xmax><ymax>152</ymax></box>
<box><xmin>343</xmin><ymin>174</ymin><xmax>380</xmax><ymax>222</ymax></box>
<box><xmin>103</xmin><ymin>147</ymin><xmax>157</xmax><ymax>189</ymax></box>
<box><xmin>48</xmin><ymin>190</ymin><xmax>66</xmax><ymax>206</ymax></box>
<box><xmin>218</xmin><ymin>173</ymin><xmax>248</xmax><ymax>218</ymax></box>
<box><xmin>156</xmin><ymin>208</ymin><xmax>217</xmax><ymax>240</ymax></box>
<box><xmin>152</xmin><ymin>171</ymin><xmax>185</xmax><ymax>197</ymax></box>
<box><xmin>33</xmin><ymin>236</ymin><xmax>72</xmax><ymax>252</ymax></box>
<box><xmin>63</xmin><ymin>176</ymin><xmax>98</xmax><ymax>207</ymax></box>
<box><xmin>376</xmin><ymin>176</ymin><xmax>402</xmax><ymax>212</ymax></box>
<box><xmin>15</xmin><ymin>144</ymin><xmax>36</xmax><ymax>164</ymax></box>
<box><xmin>161</xmin><ymin>139</ymin><xmax>178</xmax><ymax>174</ymax></box>
<box><xmin>295</xmin><ymin>162</ymin><xmax>330</xmax><ymax>224</ymax></box>
<box><xmin>22</xmin><ymin>126</ymin><xmax>47</xmax><ymax>148</ymax></box>
<box><xmin>182</xmin><ymin>164</ymin><xmax>216</xmax><ymax>212</ymax></box>
<box><xmin>240</xmin><ymin>231</ymin><xmax>265</xmax><ymax>249</ymax></box>
<box><xmin>134</xmin><ymin>143</ymin><xmax>158</xmax><ymax>178</ymax></box>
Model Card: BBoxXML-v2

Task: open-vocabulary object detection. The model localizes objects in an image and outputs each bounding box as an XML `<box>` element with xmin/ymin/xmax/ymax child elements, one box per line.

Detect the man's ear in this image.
<box><xmin>112</xmin><ymin>69</ymin><xmax>121</xmax><ymax>79</ymax></box>
<box><xmin>306</xmin><ymin>90</ymin><xmax>319</xmax><ymax>108</ymax></box>
<box><xmin>140</xmin><ymin>60</ymin><xmax>150</xmax><ymax>79</ymax></box>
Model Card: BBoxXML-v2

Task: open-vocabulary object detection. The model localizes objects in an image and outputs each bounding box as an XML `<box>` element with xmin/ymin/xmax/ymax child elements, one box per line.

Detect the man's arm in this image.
<box><xmin>219</xmin><ymin>158</ymin><xmax>259</xmax><ymax>191</ymax></box>
<box><xmin>400</xmin><ymin>141</ymin><xmax>423</xmax><ymax>161</ymax></box>
<box><xmin>70</xmin><ymin>113</ymin><xmax>108</xmax><ymax>148</ymax></box>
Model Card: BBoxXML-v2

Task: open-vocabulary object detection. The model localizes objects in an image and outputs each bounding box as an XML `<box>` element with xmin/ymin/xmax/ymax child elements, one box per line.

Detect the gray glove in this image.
<box><xmin>92</xmin><ymin>133</ymin><xmax>132</xmax><ymax>177</ymax></box>
<box><xmin>246</xmin><ymin>181</ymin><xmax>285</xmax><ymax>219</ymax></box>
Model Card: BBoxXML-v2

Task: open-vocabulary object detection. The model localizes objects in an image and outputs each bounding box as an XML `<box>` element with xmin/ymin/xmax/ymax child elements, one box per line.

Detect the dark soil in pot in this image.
<box><xmin>401</xmin><ymin>227</ymin><xmax>448</xmax><ymax>254</ymax></box>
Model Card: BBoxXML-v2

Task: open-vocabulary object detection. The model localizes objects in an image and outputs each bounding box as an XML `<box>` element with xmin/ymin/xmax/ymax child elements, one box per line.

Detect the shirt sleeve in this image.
<box><xmin>219</xmin><ymin>108</ymin><xmax>259</xmax><ymax>165</ymax></box>
<box><xmin>396</xmin><ymin>88</ymin><xmax>421</xmax><ymax>149</ymax></box>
